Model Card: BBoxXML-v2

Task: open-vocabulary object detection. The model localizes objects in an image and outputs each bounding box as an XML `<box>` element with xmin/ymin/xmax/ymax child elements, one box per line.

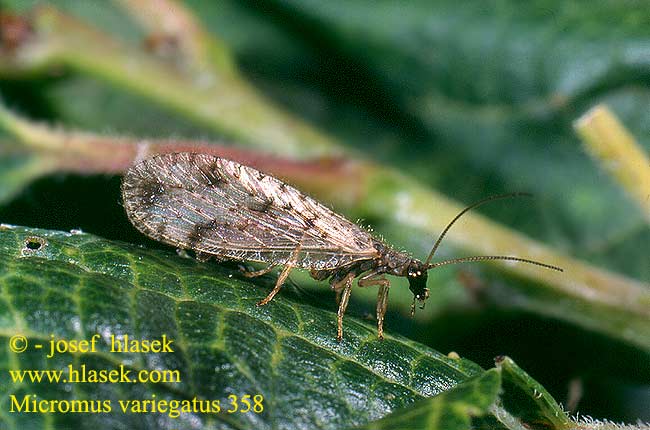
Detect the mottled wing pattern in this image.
<box><xmin>122</xmin><ymin>153</ymin><xmax>379</xmax><ymax>269</ymax></box>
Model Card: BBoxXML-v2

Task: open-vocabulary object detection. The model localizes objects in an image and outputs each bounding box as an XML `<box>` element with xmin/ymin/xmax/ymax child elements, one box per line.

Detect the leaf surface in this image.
<box><xmin>352</xmin><ymin>369</ymin><xmax>501</xmax><ymax>430</ymax></box>
<box><xmin>0</xmin><ymin>225</ymin><xmax>482</xmax><ymax>430</ymax></box>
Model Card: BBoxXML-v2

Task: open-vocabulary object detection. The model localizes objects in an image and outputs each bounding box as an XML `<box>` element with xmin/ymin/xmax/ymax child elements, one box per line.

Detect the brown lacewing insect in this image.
<box><xmin>122</xmin><ymin>153</ymin><xmax>562</xmax><ymax>340</ymax></box>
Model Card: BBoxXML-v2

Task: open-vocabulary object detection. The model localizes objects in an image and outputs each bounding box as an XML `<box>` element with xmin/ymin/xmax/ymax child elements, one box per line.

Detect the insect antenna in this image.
<box><xmin>428</xmin><ymin>255</ymin><xmax>562</xmax><ymax>272</ymax></box>
<box><xmin>423</xmin><ymin>192</ymin><xmax>563</xmax><ymax>272</ymax></box>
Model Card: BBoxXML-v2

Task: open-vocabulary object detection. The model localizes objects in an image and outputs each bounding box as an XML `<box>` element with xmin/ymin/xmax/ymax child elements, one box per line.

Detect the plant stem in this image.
<box><xmin>1</xmin><ymin>104</ymin><xmax>649</xmax><ymax>352</ymax></box>
<box><xmin>362</xmin><ymin>169</ymin><xmax>650</xmax><ymax>317</ymax></box>
<box><xmin>114</xmin><ymin>0</ymin><xmax>235</xmax><ymax>76</ymax></box>
<box><xmin>0</xmin><ymin>6</ymin><xmax>338</xmax><ymax>158</ymax></box>
<box><xmin>574</xmin><ymin>104</ymin><xmax>650</xmax><ymax>224</ymax></box>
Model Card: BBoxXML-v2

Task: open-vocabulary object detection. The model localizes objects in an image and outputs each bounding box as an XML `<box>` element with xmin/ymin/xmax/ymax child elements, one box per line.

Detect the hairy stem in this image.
<box><xmin>0</xmin><ymin>6</ymin><xmax>337</xmax><ymax>157</ymax></box>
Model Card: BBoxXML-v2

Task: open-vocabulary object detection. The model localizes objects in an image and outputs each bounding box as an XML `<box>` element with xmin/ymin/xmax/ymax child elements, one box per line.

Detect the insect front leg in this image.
<box><xmin>332</xmin><ymin>272</ymin><xmax>355</xmax><ymax>341</ymax></box>
<box><xmin>358</xmin><ymin>273</ymin><xmax>391</xmax><ymax>340</ymax></box>
<box><xmin>256</xmin><ymin>245</ymin><xmax>302</xmax><ymax>306</ymax></box>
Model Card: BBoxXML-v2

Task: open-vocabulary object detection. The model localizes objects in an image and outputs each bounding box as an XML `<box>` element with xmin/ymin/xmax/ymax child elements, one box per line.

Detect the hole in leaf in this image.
<box><xmin>23</xmin><ymin>236</ymin><xmax>46</xmax><ymax>252</ymax></box>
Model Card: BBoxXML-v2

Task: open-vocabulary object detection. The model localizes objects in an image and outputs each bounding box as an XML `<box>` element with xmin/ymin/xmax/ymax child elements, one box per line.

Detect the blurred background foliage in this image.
<box><xmin>0</xmin><ymin>0</ymin><xmax>648</xmax><ymax>424</ymax></box>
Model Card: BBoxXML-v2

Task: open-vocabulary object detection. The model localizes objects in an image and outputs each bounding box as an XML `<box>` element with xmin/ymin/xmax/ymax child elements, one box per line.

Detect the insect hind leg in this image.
<box><xmin>256</xmin><ymin>243</ymin><xmax>302</xmax><ymax>307</ymax></box>
<box><xmin>256</xmin><ymin>264</ymin><xmax>293</xmax><ymax>306</ymax></box>
<box><xmin>358</xmin><ymin>274</ymin><xmax>391</xmax><ymax>340</ymax></box>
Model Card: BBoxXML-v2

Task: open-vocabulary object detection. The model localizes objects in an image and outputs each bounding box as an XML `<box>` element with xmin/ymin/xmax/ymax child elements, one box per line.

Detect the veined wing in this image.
<box><xmin>122</xmin><ymin>153</ymin><xmax>379</xmax><ymax>269</ymax></box>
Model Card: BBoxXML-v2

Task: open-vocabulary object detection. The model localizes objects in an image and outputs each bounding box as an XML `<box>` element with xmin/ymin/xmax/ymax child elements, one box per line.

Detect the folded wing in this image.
<box><xmin>122</xmin><ymin>153</ymin><xmax>379</xmax><ymax>269</ymax></box>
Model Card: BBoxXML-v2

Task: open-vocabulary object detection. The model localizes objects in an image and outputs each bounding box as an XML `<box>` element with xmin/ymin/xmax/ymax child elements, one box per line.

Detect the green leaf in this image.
<box><xmin>354</xmin><ymin>357</ymin><xmax>584</xmax><ymax>430</ymax></box>
<box><xmin>352</xmin><ymin>368</ymin><xmax>501</xmax><ymax>430</ymax></box>
<box><xmin>496</xmin><ymin>356</ymin><xmax>572</xmax><ymax>430</ymax></box>
<box><xmin>0</xmin><ymin>225</ymin><xmax>483</xmax><ymax>430</ymax></box>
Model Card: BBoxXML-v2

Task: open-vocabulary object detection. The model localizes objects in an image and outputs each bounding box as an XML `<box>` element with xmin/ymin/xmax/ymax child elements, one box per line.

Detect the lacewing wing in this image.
<box><xmin>122</xmin><ymin>153</ymin><xmax>378</xmax><ymax>268</ymax></box>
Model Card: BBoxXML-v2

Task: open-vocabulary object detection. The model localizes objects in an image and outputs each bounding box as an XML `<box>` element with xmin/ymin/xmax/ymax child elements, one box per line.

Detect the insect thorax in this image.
<box><xmin>372</xmin><ymin>240</ymin><xmax>412</xmax><ymax>276</ymax></box>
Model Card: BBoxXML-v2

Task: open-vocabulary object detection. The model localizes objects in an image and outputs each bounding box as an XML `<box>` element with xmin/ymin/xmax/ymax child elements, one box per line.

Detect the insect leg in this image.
<box><xmin>240</xmin><ymin>265</ymin><xmax>278</xmax><ymax>278</ymax></box>
<box><xmin>358</xmin><ymin>274</ymin><xmax>390</xmax><ymax>339</ymax></box>
<box><xmin>333</xmin><ymin>273</ymin><xmax>355</xmax><ymax>341</ymax></box>
<box><xmin>256</xmin><ymin>244</ymin><xmax>302</xmax><ymax>306</ymax></box>
<box><xmin>328</xmin><ymin>273</ymin><xmax>347</xmax><ymax>305</ymax></box>
<box><xmin>376</xmin><ymin>282</ymin><xmax>390</xmax><ymax>340</ymax></box>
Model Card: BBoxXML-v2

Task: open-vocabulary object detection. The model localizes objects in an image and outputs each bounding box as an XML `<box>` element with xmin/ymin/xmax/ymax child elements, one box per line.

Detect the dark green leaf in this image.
<box><xmin>496</xmin><ymin>356</ymin><xmax>572</xmax><ymax>430</ymax></box>
<box><xmin>352</xmin><ymin>368</ymin><xmax>501</xmax><ymax>430</ymax></box>
<box><xmin>0</xmin><ymin>225</ymin><xmax>482</xmax><ymax>430</ymax></box>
